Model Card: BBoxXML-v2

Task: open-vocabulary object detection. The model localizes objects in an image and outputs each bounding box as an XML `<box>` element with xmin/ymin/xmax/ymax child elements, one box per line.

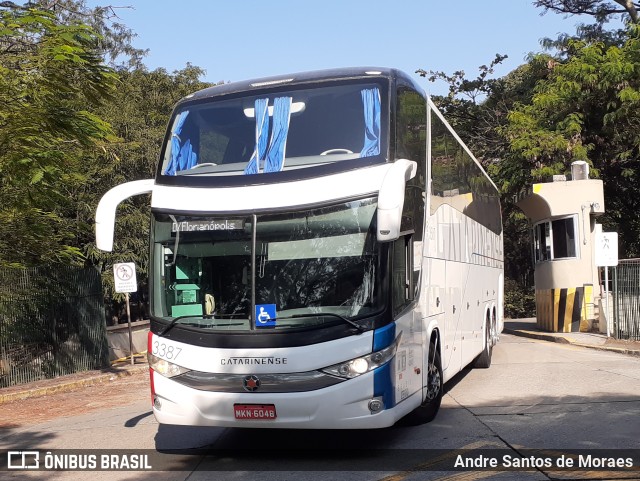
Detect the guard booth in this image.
<box><xmin>516</xmin><ymin>161</ymin><xmax>605</xmax><ymax>332</ymax></box>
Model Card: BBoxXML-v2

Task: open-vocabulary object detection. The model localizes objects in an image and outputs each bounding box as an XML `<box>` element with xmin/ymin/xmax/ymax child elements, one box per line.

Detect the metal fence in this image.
<box><xmin>613</xmin><ymin>259</ymin><xmax>640</xmax><ymax>341</ymax></box>
<box><xmin>0</xmin><ymin>266</ymin><xmax>109</xmax><ymax>388</ymax></box>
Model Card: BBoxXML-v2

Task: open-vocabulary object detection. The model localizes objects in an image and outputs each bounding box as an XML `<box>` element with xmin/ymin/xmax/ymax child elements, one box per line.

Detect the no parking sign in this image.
<box><xmin>113</xmin><ymin>262</ymin><xmax>138</xmax><ymax>293</ymax></box>
<box><xmin>113</xmin><ymin>262</ymin><xmax>138</xmax><ymax>364</ymax></box>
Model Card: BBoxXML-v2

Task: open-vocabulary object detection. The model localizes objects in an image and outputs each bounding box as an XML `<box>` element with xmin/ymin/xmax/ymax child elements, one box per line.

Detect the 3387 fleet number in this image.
<box><xmin>152</xmin><ymin>341</ymin><xmax>181</xmax><ymax>360</ymax></box>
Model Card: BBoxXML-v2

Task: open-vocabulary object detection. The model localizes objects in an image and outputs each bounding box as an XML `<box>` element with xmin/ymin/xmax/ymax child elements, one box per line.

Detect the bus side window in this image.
<box><xmin>392</xmin><ymin>234</ymin><xmax>414</xmax><ymax>316</ymax></box>
<box><xmin>396</xmin><ymin>86</ymin><xmax>426</xmax><ymax>299</ymax></box>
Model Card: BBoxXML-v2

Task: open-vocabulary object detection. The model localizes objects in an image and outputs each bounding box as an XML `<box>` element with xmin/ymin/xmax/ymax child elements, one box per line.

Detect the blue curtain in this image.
<box><xmin>244</xmin><ymin>98</ymin><xmax>270</xmax><ymax>175</ymax></box>
<box><xmin>264</xmin><ymin>97</ymin><xmax>292</xmax><ymax>173</ymax></box>
<box><xmin>360</xmin><ymin>88</ymin><xmax>381</xmax><ymax>157</ymax></box>
<box><xmin>178</xmin><ymin>139</ymin><xmax>197</xmax><ymax>171</ymax></box>
<box><xmin>163</xmin><ymin>110</ymin><xmax>190</xmax><ymax>176</ymax></box>
<box><xmin>245</xmin><ymin>96</ymin><xmax>292</xmax><ymax>175</ymax></box>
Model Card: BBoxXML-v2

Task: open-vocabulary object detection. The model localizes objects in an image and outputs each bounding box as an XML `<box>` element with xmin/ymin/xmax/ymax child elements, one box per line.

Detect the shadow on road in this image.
<box><xmin>124</xmin><ymin>411</ymin><xmax>153</xmax><ymax>428</ymax></box>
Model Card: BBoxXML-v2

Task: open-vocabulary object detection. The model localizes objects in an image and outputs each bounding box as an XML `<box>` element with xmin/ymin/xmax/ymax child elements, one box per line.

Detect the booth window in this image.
<box><xmin>533</xmin><ymin>216</ymin><xmax>578</xmax><ymax>262</ymax></box>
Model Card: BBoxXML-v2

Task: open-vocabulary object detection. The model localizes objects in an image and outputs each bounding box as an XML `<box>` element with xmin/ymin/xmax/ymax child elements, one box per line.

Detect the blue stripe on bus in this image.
<box><xmin>372</xmin><ymin>323</ymin><xmax>396</xmax><ymax>351</ymax></box>
<box><xmin>373</xmin><ymin>323</ymin><xmax>396</xmax><ymax>410</ymax></box>
<box><xmin>374</xmin><ymin>362</ymin><xmax>394</xmax><ymax>409</ymax></box>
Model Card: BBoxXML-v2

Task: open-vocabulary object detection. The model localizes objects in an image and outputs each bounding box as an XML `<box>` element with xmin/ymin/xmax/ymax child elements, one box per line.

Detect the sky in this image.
<box><xmin>97</xmin><ymin>0</ymin><xmax>601</xmax><ymax>96</ymax></box>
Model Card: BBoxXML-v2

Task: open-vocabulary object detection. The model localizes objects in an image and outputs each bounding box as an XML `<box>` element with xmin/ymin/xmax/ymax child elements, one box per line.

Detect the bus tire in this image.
<box><xmin>473</xmin><ymin>320</ymin><xmax>492</xmax><ymax>369</ymax></box>
<box><xmin>406</xmin><ymin>343</ymin><xmax>443</xmax><ymax>424</ymax></box>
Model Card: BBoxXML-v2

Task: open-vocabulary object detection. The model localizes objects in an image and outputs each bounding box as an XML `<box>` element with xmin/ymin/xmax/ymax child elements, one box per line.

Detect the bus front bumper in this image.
<box><xmin>150</xmin><ymin>369</ymin><xmax>417</xmax><ymax>429</ymax></box>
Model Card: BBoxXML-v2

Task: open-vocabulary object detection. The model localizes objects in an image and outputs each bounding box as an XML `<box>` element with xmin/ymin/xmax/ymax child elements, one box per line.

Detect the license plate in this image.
<box><xmin>234</xmin><ymin>404</ymin><xmax>277</xmax><ymax>420</ymax></box>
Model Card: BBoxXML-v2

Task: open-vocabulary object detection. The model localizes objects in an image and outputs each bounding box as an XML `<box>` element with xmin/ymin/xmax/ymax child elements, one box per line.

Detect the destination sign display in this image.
<box><xmin>171</xmin><ymin>219</ymin><xmax>245</xmax><ymax>233</ymax></box>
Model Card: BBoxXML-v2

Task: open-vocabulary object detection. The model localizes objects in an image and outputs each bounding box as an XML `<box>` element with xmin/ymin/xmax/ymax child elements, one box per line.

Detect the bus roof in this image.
<box><xmin>178</xmin><ymin>67</ymin><xmax>424</xmax><ymax>104</ymax></box>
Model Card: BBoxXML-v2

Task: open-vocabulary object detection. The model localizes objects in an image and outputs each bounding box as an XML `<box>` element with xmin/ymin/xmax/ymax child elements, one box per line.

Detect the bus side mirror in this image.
<box><xmin>95</xmin><ymin>179</ymin><xmax>155</xmax><ymax>251</ymax></box>
<box><xmin>377</xmin><ymin>159</ymin><xmax>417</xmax><ymax>242</ymax></box>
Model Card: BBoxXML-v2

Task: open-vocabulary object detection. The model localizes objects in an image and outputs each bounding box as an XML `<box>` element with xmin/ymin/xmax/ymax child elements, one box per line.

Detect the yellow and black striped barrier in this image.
<box><xmin>536</xmin><ymin>285</ymin><xmax>593</xmax><ymax>333</ymax></box>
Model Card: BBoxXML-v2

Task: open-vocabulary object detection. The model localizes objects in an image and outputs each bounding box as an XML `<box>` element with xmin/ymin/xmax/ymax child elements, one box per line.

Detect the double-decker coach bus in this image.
<box><xmin>96</xmin><ymin>67</ymin><xmax>503</xmax><ymax>429</ymax></box>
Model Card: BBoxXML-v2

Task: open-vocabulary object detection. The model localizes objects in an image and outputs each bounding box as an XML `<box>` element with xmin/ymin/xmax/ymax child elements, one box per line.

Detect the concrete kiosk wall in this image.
<box><xmin>516</xmin><ymin>166</ymin><xmax>604</xmax><ymax>332</ymax></box>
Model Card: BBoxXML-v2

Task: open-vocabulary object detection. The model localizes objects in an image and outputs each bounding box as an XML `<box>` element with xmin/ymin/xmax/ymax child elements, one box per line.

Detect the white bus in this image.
<box><xmin>96</xmin><ymin>68</ymin><xmax>503</xmax><ymax>429</ymax></box>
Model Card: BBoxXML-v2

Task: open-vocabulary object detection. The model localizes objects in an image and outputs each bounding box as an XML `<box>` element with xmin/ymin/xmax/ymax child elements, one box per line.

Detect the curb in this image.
<box><xmin>504</xmin><ymin>328</ymin><xmax>640</xmax><ymax>357</ymax></box>
<box><xmin>0</xmin><ymin>365</ymin><xmax>148</xmax><ymax>405</ymax></box>
<box><xmin>503</xmin><ymin>328</ymin><xmax>571</xmax><ymax>344</ymax></box>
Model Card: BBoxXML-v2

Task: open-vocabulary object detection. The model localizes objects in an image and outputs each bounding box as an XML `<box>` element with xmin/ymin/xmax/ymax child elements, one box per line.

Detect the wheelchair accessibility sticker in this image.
<box><xmin>255</xmin><ymin>304</ymin><xmax>276</xmax><ymax>327</ymax></box>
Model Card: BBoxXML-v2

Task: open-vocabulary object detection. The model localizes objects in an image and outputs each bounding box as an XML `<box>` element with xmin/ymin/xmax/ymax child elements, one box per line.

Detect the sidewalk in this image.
<box><xmin>504</xmin><ymin>318</ymin><xmax>640</xmax><ymax>357</ymax></box>
<box><xmin>0</xmin><ymin>357</ymin><xmax>148</xmax><ymax>404</ymax></box>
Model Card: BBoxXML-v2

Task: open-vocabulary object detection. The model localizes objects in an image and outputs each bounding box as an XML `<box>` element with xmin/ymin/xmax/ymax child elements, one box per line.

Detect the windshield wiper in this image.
<box><xmin>158</xmin><ymin>315</ymin><xmax>207</xmax><ymax>337</ymax></box>
<box><xmin>157</xmin><ymin>315</ymin><xmax>244</xmax><ymax>336</ymax></box>
<box><xmin>279</xmin><ymin>312</ymin><xmax>366</xmax><ymax>334</ymax></box>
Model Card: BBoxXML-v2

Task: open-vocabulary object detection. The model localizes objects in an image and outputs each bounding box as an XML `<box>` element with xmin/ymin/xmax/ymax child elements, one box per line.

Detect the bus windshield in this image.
<box><xmin>150</xmin><ymin>198</ymin><xmax>382</xmax><ymax>331</ymax></box>
<box><xmin>159</xmin><ymin>81</ymin><xmax>386</xmax><ymax>178</ymax></box>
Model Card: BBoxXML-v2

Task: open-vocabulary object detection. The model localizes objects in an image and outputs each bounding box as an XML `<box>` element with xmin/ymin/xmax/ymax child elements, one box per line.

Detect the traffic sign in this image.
<box><xmin>113</xmin><ymin>262</ymin><xmax>138</xmax><ymax>293</ymax></box>
<box><xmin>595</xmin><ymin>232</ymin><xmax>618</xmax><ymax>267</ymax></box>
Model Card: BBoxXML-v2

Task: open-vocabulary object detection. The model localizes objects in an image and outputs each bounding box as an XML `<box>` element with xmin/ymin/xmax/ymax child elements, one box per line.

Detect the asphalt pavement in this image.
<box><xmin>1</xmin><ymin>318</ymin><xmax>638</xmax><ymax>405</ymax></box>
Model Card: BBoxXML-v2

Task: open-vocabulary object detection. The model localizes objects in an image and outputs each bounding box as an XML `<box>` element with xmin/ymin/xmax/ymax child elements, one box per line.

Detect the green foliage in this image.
<box><xmin>504</xmin><ymin>278</ymin><xmax>536</xmax><ymax>319</ymax></box>
<box><xmin>417</xmin><ymin>54</ymin><xmax>510</xmax><ymax>160</ymax></box>
<box><xmin>501</xmin><ymin>24</ymin><xmax>640</xmax><ymax>256</ymax></box>
<box><xmin>0</xmin><ymin>2</ymin><xmax>213</xmax><ymax>305</ymax></box>
<box><xmin>0</xmin><ymin>4</ymin><xmax>117</xmax><ymax>267</ymax></box>
<box><xmin>28</xmin><ymin>0</ymin><xmax>148</xmax><ymax>68</ymax></box>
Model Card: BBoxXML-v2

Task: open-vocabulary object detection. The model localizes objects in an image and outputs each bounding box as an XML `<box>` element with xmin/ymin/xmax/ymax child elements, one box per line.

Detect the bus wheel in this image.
<box><xmin>406</xmin><ymin>343</ymin><xmax>443</xmax><ymax>424</ymax></box>
<box><xmin>473</xmin><ymin>320</ymin><xmax>492</xmax><ymax>369</ymax></box>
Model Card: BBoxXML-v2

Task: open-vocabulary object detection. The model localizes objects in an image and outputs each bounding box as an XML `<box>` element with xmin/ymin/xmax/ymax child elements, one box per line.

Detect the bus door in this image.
<box><xmin>390</xmin><ymin>234</ymin><xmax>423</xmax><ymax>405</ymax></box>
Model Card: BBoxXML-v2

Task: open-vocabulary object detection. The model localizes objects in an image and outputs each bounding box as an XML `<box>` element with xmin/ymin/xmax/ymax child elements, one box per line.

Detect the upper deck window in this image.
<box><xmin>158</xmin><ymin>81</ymin><xmax>387</xmax><ymax>181</ymax></box>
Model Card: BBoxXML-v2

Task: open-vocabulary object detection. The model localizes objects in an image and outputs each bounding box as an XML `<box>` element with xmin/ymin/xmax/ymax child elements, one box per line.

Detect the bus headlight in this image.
<box><xmin>321</xmin><ymin>336</ymin><xmax>400</xmax><ymax>379</ymax></box>
<box><xmin>148</xmin><ymin>353</ymin><xmax>191</xmax><ymax>378</ymax></box>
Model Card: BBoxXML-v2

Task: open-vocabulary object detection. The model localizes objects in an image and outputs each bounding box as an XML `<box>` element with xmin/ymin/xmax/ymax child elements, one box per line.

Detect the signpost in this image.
<box><xmin>113</xmin><ymin>263</ymin><xmax>138</xmax><ymax>364</ymax></box>
<box><xmin>595</xmin><ymin>232</ymin><xmax>618</xmax><ymax>337</ymax></box>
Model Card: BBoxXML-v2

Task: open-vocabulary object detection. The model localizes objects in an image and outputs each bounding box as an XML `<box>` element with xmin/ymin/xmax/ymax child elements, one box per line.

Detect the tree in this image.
<box><xmin>0</xmin><ymin>3</ymin><xmax>118</xmax><ymax>266</ymax></box>
<box><xmin>0</xmin><ymin>1</ymin><xmax>220</xmax><ymax>321</ymax></box>
<box><xmin>534</xmin><ymin>0</ymin><xmax>640</xmax><ymax>23</ymax></box>
<box><xmin>417</xmin><ymin>5</ymin><xmax>640</xmax><ymax>316</ymax></box>
<box><xmin>26</xmin><ymin>0</ymin><xmax>147</xmax><ymax>67</ymax></box>
<box><xmin>502</xmin><ymin>24</ymin><xmax>640</xmax><ymax>256</ymax></box>
<box><xmin>417</xmin><ymin>54</ymin><xmax>509</xmax><ymax>160</ymax></box>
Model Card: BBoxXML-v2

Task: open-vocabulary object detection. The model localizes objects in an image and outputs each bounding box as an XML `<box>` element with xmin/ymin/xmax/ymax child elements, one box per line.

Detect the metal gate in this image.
<box><xmin>0</xmin><ymin>266</ymin><xmax>109</xmax><ymax>387</ymax></box>
<box><xmin>613</xmin><ymin>259</ymin><xmax>640</xmax><ymax>341</ymax></box>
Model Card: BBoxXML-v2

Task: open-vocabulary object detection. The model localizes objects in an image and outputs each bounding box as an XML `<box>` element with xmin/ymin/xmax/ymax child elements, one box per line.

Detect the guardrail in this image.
<box><xmin>613</xmin><ymin>259</ymin><xmax>640</xmax><ymax>341</ymax></box>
